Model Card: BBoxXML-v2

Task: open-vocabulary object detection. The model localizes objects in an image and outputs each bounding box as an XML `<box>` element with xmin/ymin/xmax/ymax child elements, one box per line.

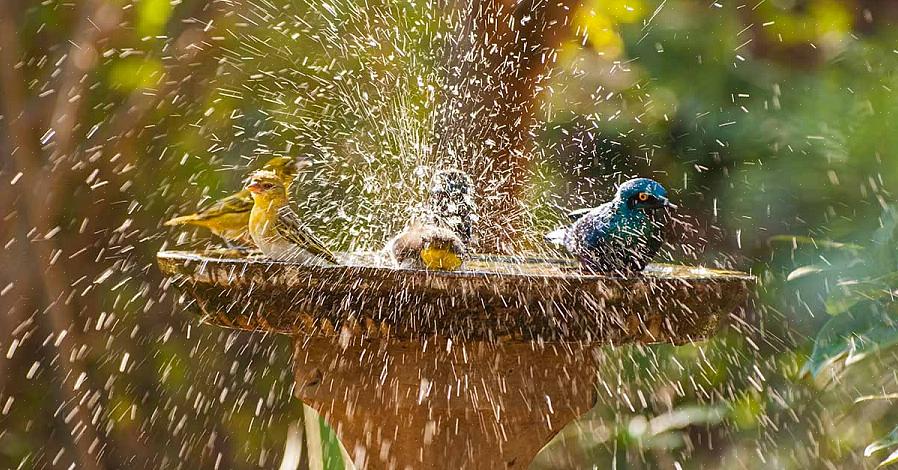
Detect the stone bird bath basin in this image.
<box><xmin>157</xmin><ymin>249</ymin><xmax>753</xmax><ymax>469</ymax></box>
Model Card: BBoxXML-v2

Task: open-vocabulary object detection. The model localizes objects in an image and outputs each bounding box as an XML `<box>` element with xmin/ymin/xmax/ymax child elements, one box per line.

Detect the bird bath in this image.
<box><xmin>157</xmin><ymin>249</ymin><xmax>752</xmax><ymax>469</ymax></box>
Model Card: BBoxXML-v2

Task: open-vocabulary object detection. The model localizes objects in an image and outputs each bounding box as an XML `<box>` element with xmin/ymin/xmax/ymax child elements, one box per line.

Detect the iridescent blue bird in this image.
<box><xmin>545</xmin><ymin>178</ymin><xmax>676</xmax><ymax>273</ymax></box>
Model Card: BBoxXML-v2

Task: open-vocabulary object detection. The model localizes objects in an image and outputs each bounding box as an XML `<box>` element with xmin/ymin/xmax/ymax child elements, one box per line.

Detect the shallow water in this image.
<box><xmin>164</xmin><ymin>248</ymin><xmax>752</xmax><ymax>280</ymax></box>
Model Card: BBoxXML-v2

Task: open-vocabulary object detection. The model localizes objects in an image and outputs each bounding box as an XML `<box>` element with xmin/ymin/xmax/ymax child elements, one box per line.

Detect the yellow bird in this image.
<box><xmin>164</xmin><ymin>156</ymin><xmax>305</xmax><ymax>246</ymax></box>
<box><xmin>245</xmin><ymin>170</ymin><xmax>338</xmax><ymax>265</ymax></box>
<box><xmin>386</xmin><ymin>222</ymin><xmax>466</xmax><ymax>271</ymax></box>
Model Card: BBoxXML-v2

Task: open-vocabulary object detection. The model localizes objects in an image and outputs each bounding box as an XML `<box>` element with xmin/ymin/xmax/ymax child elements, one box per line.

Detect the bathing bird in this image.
<box><xmin>164</xmin><ymin>156</ymin><xmax>305</xmax><ymax>246</ymax></box>
<box><xmin>426</xmin><ymin>169</ymin><xmax>477</xmax><ymax>244</ymax></box>
<box><xmin>245</xmin><ymin>170</ymin><xmax>338</xmax><ymax>265</ymax></box>
<box><xmin>386</xmin><ymin>222</ymin><xmax>467</xmax><ymax>270</ymax></box>
<box><xmin>386</xmin><ymin>169</ymin><xmax>475</xmax><ymax>270</ymax></box>
<box><xmin>545</xmin><ymin>178</ymin><xmax>675</xmax><ymax>273</ymax></box>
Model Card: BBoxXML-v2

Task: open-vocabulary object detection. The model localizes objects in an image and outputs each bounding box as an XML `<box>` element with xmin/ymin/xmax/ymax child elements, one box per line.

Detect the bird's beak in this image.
<box><xmin>659</xmin><ymin>197</ymin><xmax>677</xmax><ymax>210</ymax></box>
<box><xmin>246</xmin><ymin>182</ymin><xmax>263</xmax><ymax>193</ymax></box>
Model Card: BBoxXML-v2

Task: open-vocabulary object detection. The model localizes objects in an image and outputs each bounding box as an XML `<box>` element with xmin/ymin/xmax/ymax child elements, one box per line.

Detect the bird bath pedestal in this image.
<box><xmin>157</xmin><ymin>250</ymin><xmax>753</xmax><ymax>469</ymax></box>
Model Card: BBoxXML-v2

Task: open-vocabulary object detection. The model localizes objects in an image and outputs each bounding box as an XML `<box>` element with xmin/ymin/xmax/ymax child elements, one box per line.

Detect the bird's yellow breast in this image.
<box><xmin>420</xmin><ymin>246</ymin><xmax>463</xmax><ymax>271</ymax></box>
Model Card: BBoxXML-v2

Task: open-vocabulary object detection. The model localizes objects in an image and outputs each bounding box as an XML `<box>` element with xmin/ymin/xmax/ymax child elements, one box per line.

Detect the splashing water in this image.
<box><xmin>3</xmin><ymin>0</ymin><xmax>898</xmax><ymax>468</ymax></box>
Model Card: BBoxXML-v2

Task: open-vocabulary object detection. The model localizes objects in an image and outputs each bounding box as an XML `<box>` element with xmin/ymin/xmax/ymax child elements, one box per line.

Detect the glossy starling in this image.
<box><xmin>545</xmin><ymin>178</ymin><xmax>675</xmax><ymax>273</ymax></box>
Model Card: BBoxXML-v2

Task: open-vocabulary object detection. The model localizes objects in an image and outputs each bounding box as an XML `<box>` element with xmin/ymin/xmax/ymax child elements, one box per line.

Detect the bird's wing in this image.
<box><xmin>586</xmin><ymin>202</ymin><xmax>617</xmax><ymax>236</ymax></box>
<box><xmin>164</xmin><ymin>190</ymin><xmax>253</xmax><ymax>225</ymax></box>
<box><xmin>275</xmin><ymin>206</ymin><xmax>338</xmax><ymax>264</ymax></box>
<box><xmin>544</xmin><ymin>227</ymin><xmax>567</xmax><ymax>247</ymax></box>
<box><xmin>547</xmin><ymin>204</ymin><xmax>612</xmax><ymax>246</ymax></box>
<box><xmin>567</xmin><ymin>207</ymin><xmax>596</xmax><ymax>222</ymax></box>
<box><xmin>195</xmin><ymin>191</ymin><xmax>253</xmax><ymax>220</ymax></box>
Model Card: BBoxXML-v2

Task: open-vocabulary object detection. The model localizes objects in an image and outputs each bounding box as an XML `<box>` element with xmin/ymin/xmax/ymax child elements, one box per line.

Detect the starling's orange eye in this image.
<box><xmin>638</xmin><ymin>193</ymin><xmax>649</xmax><ymax>202</ymax></box>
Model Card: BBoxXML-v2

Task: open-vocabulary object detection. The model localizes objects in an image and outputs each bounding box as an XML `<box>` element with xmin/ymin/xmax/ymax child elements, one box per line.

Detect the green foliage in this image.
<box><xmin>866</xmin><ymin>425</ymin><xmax>898</xmax><ymax>458</ymax></box>
<box><xmin>6</xmin><ymin>0</ymin><xmax>898</xmax><ymax>468</ymax></box>
<box><xmin>802</xmin><ymin>305</ymin><xmax>898</xmax><ymax>378</ymax></box>
<box><xmin>771</xmin><ymin>205</ymin><xmax>898</xmax><ymax>466</ymax></box>
<box><xmin>136</xmin><ymin>0</ymin><xmax>174</xmax><ymax>37</ymax></box>
<box><xmin>108</xmin><ymin>57</ymin><xmax>164</xmax><ymax>91</ymax></box>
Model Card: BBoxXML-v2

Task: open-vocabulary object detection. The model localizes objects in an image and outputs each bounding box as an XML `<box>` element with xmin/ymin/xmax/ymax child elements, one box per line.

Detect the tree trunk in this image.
<box><xmin>433</xmin><ymin>0</ymin><xmax>581</xmax><ymax>252</ymax></box>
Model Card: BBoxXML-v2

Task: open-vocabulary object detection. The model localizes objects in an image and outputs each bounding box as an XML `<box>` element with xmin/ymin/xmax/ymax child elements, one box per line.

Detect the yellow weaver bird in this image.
<box><xmin>164</xmin><ymin>156</ymin><xmax>305</xmax><ymax>246</ymax></box>
<box><xmin>245</xmin><ymin>170</ymin><xmax>338</xmax><ymax>265</ymax></box>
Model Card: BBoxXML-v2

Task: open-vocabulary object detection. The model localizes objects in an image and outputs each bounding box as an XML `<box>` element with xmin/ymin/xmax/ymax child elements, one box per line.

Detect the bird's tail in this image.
<box><xmin>544</xmin><ymin>227</ymin><xmax>567</xmax><ymax>247</ymax></box>
<box><xmin>164</xmin><ymin>214</ymin><xmax>202</xmax><ymax>227</ymax></box>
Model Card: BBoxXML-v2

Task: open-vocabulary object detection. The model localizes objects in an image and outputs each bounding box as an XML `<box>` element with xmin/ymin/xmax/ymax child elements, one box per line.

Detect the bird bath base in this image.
<box><xmin>157</xmin><ymin>249</ymin><xmax>753</xmax><ymax>469</ymax></box>
<box><xmin>295</xmin><ymin>337</ymin><xmax>598</xmax><ymax>469</ymax></box>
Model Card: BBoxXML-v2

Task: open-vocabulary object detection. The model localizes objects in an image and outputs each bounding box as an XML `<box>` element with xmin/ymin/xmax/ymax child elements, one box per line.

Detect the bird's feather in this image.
<box><xmin>165</xmin><ymin>191</ymin><xmax>253</xmax><ymax>225</ymax></box>
<box><xmin>544</xmin><ymin>228</ymin><xmax>567</xmax><ymax>247</ymax></box>
<box><xmin>275</xmin><ymin>206</ymin><xmax>338</xmax><ymax>264</ymax></box>
<box><xmin>566</xmin><ymin>207</ymin><xmax>595</xmax><ymax>222</ymax></box>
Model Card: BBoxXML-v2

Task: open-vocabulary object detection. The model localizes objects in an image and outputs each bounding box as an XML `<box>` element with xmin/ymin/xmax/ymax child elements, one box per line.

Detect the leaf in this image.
<box><xmin>802</xmin><ymin>306</ymin><xmax>898</xmax><ymax>378</ymax></box>
<box><xmin>645</xmin><ymin>405</ymin><xmax>726</xmax><ymax>436</ymax></box>
<box><xmin>871</xmin><ymin>206</ymin><xmax>898</xmax><ymax>273</ymax></box>
<box><xmin>109</xmin><ymin>58</ymin><xmax>164</xmax><ymax>91</ymax></box>
<box><xmin>880</xmin><ymin>447</ymin><xmax>898</xmax><ymax>468</ymax></box>
<box><xmin>873</xmin><ymin>206</ymin><xmax>898</xmax><ymax>247</ymax></box>
<box><xmin>786</xmin><ymin>264</ymin><xmax>829</xmax><ymax>281</ymax></box>
<box><xmin>137</xmin><ymin>0</ymin><xmax>173</xmax><ymax>37</ymax></box>
<box><xmin>643</xmin><ymin>431</ymin><xmax>686</xmax><ymax>450</ymax></box>
<box><xmin>767</xmin><ymin>235</ymin><xmax>865</xmax><ymax>252</ymax></box>
<box><xmin>854</xmin><ymin>394</ymin><xmax>898</xmax><ymax>404</ymax></box>
<box><xmin>824</xmin><ymin>273</ymin><xmax>898</xmax><ymax>315</ymax></box>
<box><xmin>866</xmin><ymin>425</ymin><xmax>898</xmax><ymax>457</ymax></box>
<box><xmin>318</xmin><ymin>414</ymin><xmax>349</xmax><ymax>470</ymax></box>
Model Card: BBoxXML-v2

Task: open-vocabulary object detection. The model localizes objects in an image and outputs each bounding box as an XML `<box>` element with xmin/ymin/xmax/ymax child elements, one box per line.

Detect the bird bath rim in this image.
<box><xmin>157</xmin><ymin>248</ymin><xmax>753</xmax><ymax>282</ymax></box>
<box><xmin>157</xmin><ymin>249</ymin><xmax>754</xmax><ymax>344</ymax></box>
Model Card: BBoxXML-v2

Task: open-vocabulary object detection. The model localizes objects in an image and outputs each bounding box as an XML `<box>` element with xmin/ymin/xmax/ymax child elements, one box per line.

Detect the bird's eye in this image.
<box><xmin>262</xmin><ymin>183</ymin><xmax>274</xmax><ymax>190</ymax></box>
<box><xmin>638</xmin><ymin>193</ymin><xmax>650</xmax><ymax>202</ymax></box>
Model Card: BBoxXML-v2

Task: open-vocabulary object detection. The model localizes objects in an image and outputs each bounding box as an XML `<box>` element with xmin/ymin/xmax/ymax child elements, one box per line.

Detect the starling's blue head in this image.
<box><xmin>616</xmin><ymin>178</ymin><xmax>676</xmax><ymax>211</ymax></box>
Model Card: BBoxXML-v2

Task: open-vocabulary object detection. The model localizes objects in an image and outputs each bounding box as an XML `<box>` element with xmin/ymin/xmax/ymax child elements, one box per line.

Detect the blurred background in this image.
<box><xmin>2</xmin><ymin>0</ymin><xmax>898</xmax><ymax>468</ymax></box>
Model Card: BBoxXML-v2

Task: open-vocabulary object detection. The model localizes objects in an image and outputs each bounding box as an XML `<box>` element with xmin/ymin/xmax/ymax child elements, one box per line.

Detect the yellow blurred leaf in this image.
<box><xmin>137</xmin><ymin>0</ymin><xmax>173</xmax><ymax>37</ymax></box>
<box><xmin>109</xmin><ymin>57</ymin><xmax>164</xmax><ymax>91</ymax></box>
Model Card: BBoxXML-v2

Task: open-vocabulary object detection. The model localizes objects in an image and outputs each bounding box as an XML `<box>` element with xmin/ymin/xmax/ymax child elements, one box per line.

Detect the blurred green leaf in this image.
<box><xmin>768</xmin><ymin>235</ymin><xmax>865</xmax><ymax>252</ymax></box>
<box><xmin>855</xmin><ymin>394</ymin><xmax>898</xmax><ymax>404</ymax></box>
<box><xmin>729</xmin><ymin>392</ymin><xmax>763</xmax><ymax>430</ymax></box>
<box><xmin>786</xmin><ymin>264</ymin><xmax>829</xmax><ymax>281</ymax></box>
<box><xmin>880</xmin><ymin>447</ymin><xmax>898</xmax><ymax>468</ymax></box>
<box><xmin>137</xmin><ymin>0</ymin><xmax>173</xmax><ymax>37</ymax></box>
<box><xmin>108</xmin><ymin>57</ymin><xmax>163</xmax><ymax>91</ymax></box>
<box><xmin>803</xmin><ymin>306</ymin><xmax>898</xmax><ymax>378</ymax></box>
<box><xmin>873</xmin><ymin>206</ymin><xmax>898</xmax><ymax>247</ymax></box>
<box><xmin>318</xmin><ymin>414</ymin><xmax>347</xmax><ymax>470</ymax></box>
<box><xmin>642</xmin><ymin>431</ymin><xmax>685</xmax><ymax>450</ymax></box>
<box><xmin>645</xmin><ymin>405</ymin><xmax>726</xmax><ymax>436</ymax></box>
<box><xmin>825</xmin><ymin>274</ymin><xmax>898</xmax><ymax>315</ymax></box>
<box><xmin>618</xmin><ymin>405</ymin><xmax>728</xmax><ymax>452</ymax></box>
<box><xmin>871</xmin><ymin>206</ymin><xmax>898</xmax><ymax>273</ymax></box>
<box><xmin>866</xmin><ymin>425</ymin><xmax>898</xmax><ymax>457</ymax></box>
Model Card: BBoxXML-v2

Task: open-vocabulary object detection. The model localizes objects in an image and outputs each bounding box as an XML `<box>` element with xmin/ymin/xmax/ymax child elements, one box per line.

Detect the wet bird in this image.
<box><xmin>386</xmin><ymin>169</ymin><xmax>475</xmax><ymax>271</ymax></box>
<box><xmin>386</xmin><ymin>222</ymin><xmax>467</xmax><ymax>270</ymax></box>
<box><xmin>164</xmin><ymin>156</ymin><xmax>305</xmax><ymax>246</ymax></box>
<box><xmin>245</xmin><ymin>170</ymin><xmax>338</xmax><ymax>265</ymax></box>
<box><xmin>426</xmin><ymin>169</ymin><xmax>477</xmax><ymax>244</ymax></box>
<box><xmin>545</xmin><ymin>178</ymin><xmax>676</xmax><ymax>273</ymax></box>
